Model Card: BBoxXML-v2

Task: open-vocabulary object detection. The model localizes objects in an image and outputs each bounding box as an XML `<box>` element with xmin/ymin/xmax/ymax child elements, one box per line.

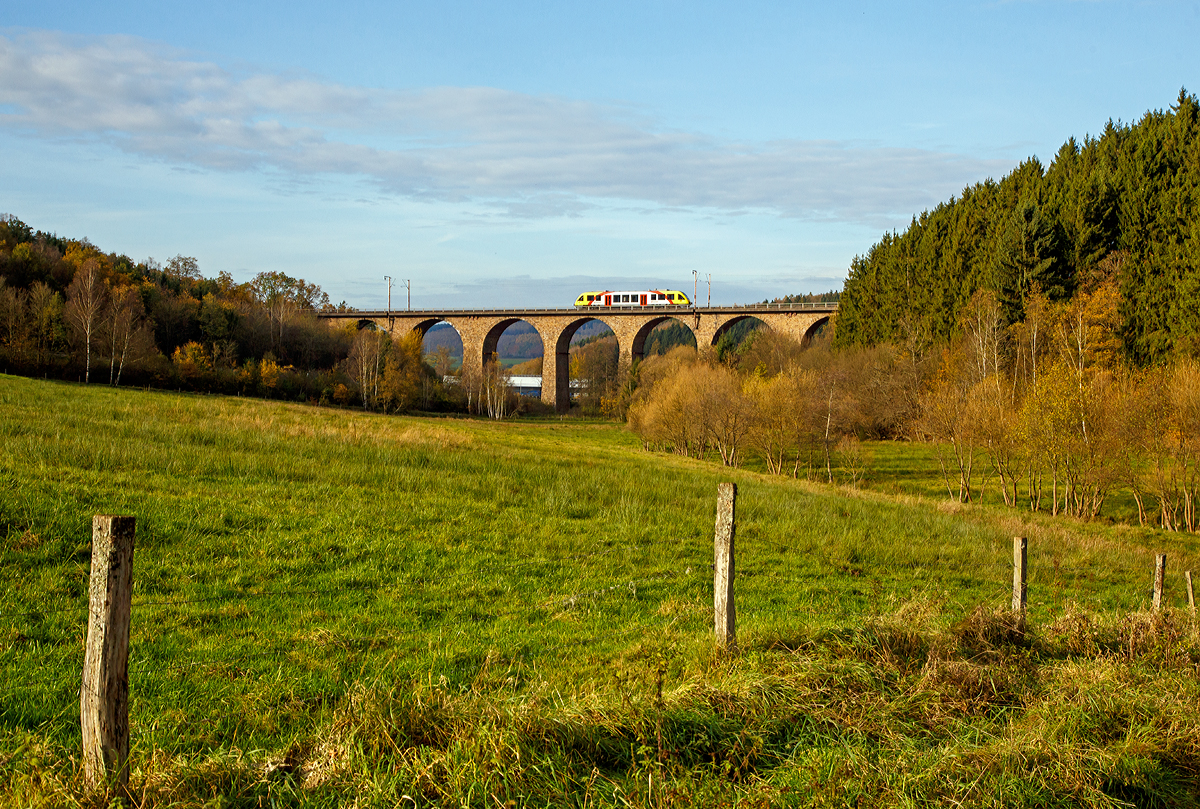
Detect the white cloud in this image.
<box><xmin>0</xmin><ymin>30</ymin><xmax>1011</xmax><ymax>225</ymax></box>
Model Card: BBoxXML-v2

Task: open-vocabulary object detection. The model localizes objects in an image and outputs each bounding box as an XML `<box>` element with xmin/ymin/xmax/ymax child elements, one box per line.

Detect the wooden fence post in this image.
<box><xmin>714</xmin><ymin>483</ymin><xmax>736</xmax><ymax>651</ymax></box>
<box><xmin>81</xmin><ymin>515</ymin><xmax>135</xmax><ymax>794</ymax></box>
<box><xmin>1011</xmin><ymin>537</ymin><xmax>1027</xmax><ymax>627</ymax></box>
<box><xmin>1153</xmin><ymin>553</ymin><xmax>1166</xmax><ymax>612</ymax></box>
<box><xmin>1186</xmin><ymin>570</ymin><xmax>1196</xmax><ymax>620</ymax></box>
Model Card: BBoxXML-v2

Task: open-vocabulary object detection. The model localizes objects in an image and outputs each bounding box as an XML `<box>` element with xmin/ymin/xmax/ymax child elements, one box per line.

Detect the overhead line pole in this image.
<box><xmin>383</xmin><ymin>276</ymin><xmax>392</xmax><ymax>318</ymax></box>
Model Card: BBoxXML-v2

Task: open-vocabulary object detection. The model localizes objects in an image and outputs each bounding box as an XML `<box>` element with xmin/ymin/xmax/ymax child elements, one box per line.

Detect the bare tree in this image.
<box><xmin>347</xmin><ymin>328</ymin><xmax>387</xmax><ymax>410</ymax></box>
<box><xmin>918</xmin><ymin>373</ymin><xmax>987</xmax><ymax>503</ymax></box>
<box><xmin>432</xmin><ymin>344</ymin><xmax>455</xmax><ymax>379</ymax></box>
<box><xmin>64</xmin><ymin>260</ymin><xmax>108</xmax><ymax>382</ymax></box>
<box><xmin>960</xmin><ymin>288</ymin><xmax>1006</xmax><ymax>397</ymax></box>
<box><xmin>697</xmin><ymin>364</ymin><xmax>753</xmax><ymax>467</ymax></box>
<box><xmin>0</xmin><ymin>279</ymin><xmax>29</xmax><ymax>362</ymax></box>
<box><xmin>103</xmin><ymin>285</ymin><xmax>151</xmax><ymax>385</ymax></box>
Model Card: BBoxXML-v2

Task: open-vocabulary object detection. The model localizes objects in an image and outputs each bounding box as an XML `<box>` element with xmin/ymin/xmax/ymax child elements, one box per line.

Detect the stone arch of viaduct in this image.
<box><xmin>322</xmin><ymin>306</ymin><xmax>835</xmax><ymax>413</ymax></box>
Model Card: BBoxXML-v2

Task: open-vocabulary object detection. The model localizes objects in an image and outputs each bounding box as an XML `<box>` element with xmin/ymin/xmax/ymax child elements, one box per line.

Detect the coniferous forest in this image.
<box><xmin>836</xmin><ymin>89</ymin><xmax>1200</xmax><ymax>364</ymax></box>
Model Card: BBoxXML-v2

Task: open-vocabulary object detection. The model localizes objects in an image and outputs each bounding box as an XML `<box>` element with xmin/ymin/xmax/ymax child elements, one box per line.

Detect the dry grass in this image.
<box><xmin>6</xmin><ymin>601</ymin><xmax>1200</xmax><ymax>807</ymax></box>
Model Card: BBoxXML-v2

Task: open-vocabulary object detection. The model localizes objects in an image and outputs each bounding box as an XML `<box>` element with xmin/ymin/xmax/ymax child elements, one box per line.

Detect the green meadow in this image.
<box><xmin>3</xmin><ymin>374</ymin><xmax>1200</xmax><ymax>807</ymax></box>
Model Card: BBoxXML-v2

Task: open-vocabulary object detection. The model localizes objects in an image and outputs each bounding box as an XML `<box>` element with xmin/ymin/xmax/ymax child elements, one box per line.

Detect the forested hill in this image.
<box><xmin>835</xmin><ymin>89</ymin><xmax>1200</xmax><ymax>363</ymax></box>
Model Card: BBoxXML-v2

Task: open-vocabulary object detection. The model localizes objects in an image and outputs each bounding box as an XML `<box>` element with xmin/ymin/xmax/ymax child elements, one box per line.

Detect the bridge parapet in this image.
<box><xmin>318</xmin><ymin>301</ymin><xmax>837</xmax><ymax>319</ymax></box>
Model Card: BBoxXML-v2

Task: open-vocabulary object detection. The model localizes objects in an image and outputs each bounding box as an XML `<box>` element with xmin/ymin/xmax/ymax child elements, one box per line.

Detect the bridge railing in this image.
<box><xmin>315</xmin><ymin>301</ymin><xmax>838</xmax><ymax>318</ymax></box>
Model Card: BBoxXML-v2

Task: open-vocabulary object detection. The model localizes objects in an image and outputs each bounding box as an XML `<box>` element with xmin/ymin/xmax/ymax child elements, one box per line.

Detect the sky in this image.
<box><xmin>0</xmin><ymin>1</ymin><xmax>1196</xmax><ymax>308</ymax></box>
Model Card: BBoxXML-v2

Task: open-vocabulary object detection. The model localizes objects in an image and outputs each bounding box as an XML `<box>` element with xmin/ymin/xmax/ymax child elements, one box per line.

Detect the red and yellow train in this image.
<box><xmin>573</xmin><ymin>289</ymin><xmax>691</xmax><ymax>307</ymax></box>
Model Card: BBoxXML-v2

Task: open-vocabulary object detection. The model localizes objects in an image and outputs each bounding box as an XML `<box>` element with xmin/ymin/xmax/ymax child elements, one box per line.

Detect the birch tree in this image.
<box><xmin>64</xmin><ymin>260</ymin><xmax>107</xmax><ymax>382</ymax></box>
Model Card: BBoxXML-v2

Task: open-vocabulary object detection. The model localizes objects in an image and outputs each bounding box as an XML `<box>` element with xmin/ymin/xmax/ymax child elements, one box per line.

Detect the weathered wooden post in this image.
<box><xmin>1152</xmin><ymin>554</ymin><xmax>1166</xmax><ymax>612</ymax></box>
<box><xmin>81</xmin><ymin>515</ymin><xmax>135</xmax><ymax>794</ymax></box>
<box><xmin>1011</xmin><ymin>537</ymin><xmax>1027</xmax><ymax>629</ymax></box>
<box><xmin>1186</xmin><ymin>570</ymin><xmax>1196</xmax><ymax>620</ymax></box>
<box><xmin>714</xmin><ymin>483</ymin><xmax>736</xmax><ymax>651</ymax></box>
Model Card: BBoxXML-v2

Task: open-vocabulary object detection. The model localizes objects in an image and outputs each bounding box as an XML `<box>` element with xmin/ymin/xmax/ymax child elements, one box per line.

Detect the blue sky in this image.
<box><xmin>1</xmin><ymin>1</ymin><xmax>1195</xmax><ymax>307</ymax></box>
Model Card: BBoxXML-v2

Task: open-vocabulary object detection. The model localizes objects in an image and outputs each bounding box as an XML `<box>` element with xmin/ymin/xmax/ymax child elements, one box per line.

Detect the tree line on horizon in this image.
<box><xmin>836</xmin><ymin>89</ymin><xmax>1200</xmax><ymax>368</ymax></box>
<box><xmin>0</xmin><ymin>214</ymin><xmax>787</xmax><ymax>415</ymax></box>
<box><xmin>0</xmin><ymin>214</ymin><xmax>368</xmax><ymax>402</ymax></box>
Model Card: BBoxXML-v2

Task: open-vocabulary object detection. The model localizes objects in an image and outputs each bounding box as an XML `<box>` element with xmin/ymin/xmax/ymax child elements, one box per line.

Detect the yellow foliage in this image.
<box><xmin>63</xmin><ymin>242</ymin><xmax>111</xmax><ymax>274</ymax></box>
<box><xmin>259</xmin><ymin>357</ymin><xmax>280</xmax><ymax>390</ymax></box>
<box><xmin>380</xmin><ymin>331</ymin><xmax>427</xmax><ymax>413</ymax></box>
<box><xmin>171</xmin><ymin>341</ymin><xmax>212</xmax><ymax>380</ymax></box>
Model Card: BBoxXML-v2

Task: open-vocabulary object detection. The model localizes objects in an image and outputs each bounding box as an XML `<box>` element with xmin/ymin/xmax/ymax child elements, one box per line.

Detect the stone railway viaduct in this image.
<box><xmin>318</xmin><ymin>303</ymin><xmax>837</xmax><ymax>413</ymax></box>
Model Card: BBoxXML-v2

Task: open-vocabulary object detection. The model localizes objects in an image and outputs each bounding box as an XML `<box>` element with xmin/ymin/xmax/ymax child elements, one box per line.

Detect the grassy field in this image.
<box><xmin>3</xmin><ymin>374</ymin><xmax>1200</xmax><ymax>807</ymax></box>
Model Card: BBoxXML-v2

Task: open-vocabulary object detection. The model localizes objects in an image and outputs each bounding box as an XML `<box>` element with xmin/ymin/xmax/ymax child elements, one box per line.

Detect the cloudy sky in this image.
<box><xmin>1</xmin><ymin>1</ymin><xmax>1195</xmax><ymax>307</ymax></box>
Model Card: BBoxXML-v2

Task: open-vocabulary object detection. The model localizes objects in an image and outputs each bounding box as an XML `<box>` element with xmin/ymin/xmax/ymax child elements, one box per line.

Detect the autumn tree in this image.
<box><xmin>918</xmin><ymin>362</ymin><xmax>987</xmax><ymax>503</ymax></box>
<box><xmin>251</xmin><ymin>271</ymin><xmax>330</xmax><ymax>355</ymax></box>
<box><xmin>172</xmin><ymin>341</ymin><xmax>213</xmax><ymax>387</ymax></box>
<box><xmin>627</xmin><ymin>365</ymin><xmax>705</xmax><ymax>457</ymax></box>
<box><xmin>199</xmin><ymin>293</ymin><xmax>240</xmax><ymax>368</ymax></box>
<box><xmin>745</xmin><ymin>368</ymin><xmax>819</xmax><ymax>475</ymax></box>
<box><xmin>164</xmin><ymin>255</ymin><xmax>201</xmax><ymax>281</ymax></box>
<box><xmin>27</xmin><ymin>281</ymin><xmax>64</xmax><ymax>365</ymax></box>
<box><xmin>570</xmin><ymin>336</ymin><xmax>619</xmax><ymax>415</ymax></box>
<box><xmin>1149</xmin><ymin>360</ymin><xmax>1200</xmax><ymax>532</ymax></box>
<box><xmin>380</xmin><ymin>332</ymin><xmax>428</xmax><ymax>413</ymax></box>
<box><xmin>735</xmin><ymin>328</ymin><xmax>806</xmax><ymax>377</ymax></box>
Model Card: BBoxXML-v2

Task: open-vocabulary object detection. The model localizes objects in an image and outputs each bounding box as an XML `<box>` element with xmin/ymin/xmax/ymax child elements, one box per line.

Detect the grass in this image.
<box><xmin>741</xmin><ymin>438</ymin><xmax>1152</xmax><ymax>528</ymax></box>
<box><xmin>2</xmin><ymin>373</ymin><xmax>1200</xmax><ymax>807</ymax></box>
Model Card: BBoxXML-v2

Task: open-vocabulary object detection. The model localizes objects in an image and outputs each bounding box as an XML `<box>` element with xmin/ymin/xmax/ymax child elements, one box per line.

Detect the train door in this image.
<box><xmin>640</xmin><ymin>294</ymin><xmax>647</xmax><ymax>306</ymax></box>
<box><xmin>604</xmin><ymin>294</ymin><xmax>611</xmax><ymax>306</ymax></box>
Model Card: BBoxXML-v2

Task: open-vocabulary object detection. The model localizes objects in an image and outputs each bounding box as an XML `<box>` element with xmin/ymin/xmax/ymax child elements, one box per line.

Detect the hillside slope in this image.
<box><xmin>837</xmin><ymin>90</ymin><xmax>1200</xmax><ymax>363</ymax></box>
<box><xmin>2</xmin><ymin>376</ymin><xmax>1199</xmax><ymax>806</ymax></box>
